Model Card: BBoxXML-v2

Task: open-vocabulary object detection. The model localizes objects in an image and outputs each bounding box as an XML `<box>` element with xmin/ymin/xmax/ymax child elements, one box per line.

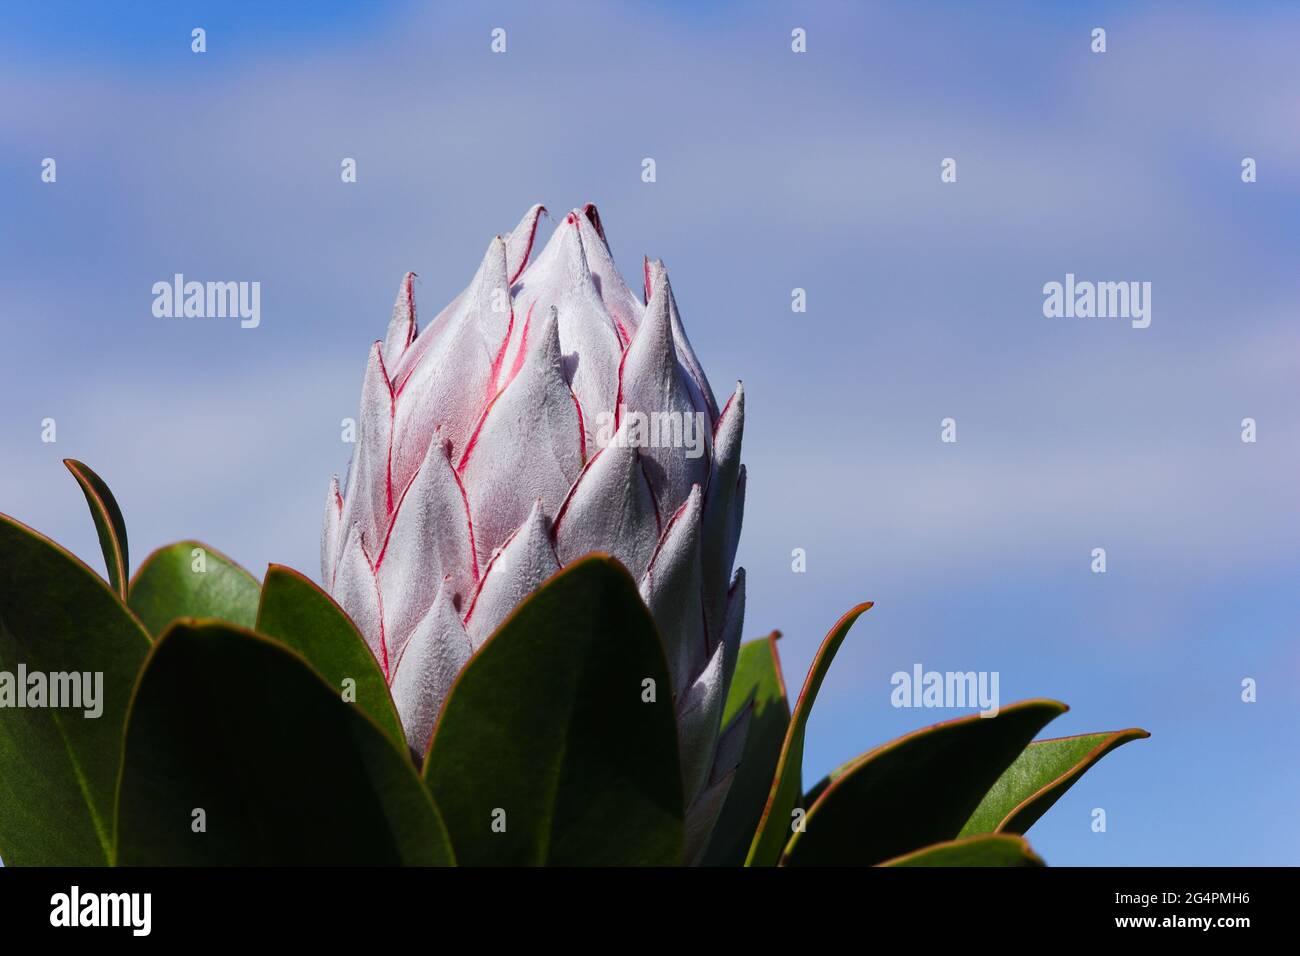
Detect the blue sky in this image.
<box><xmin>2</xmin><ymin>1</ymin><xmax>1297</xmax><ymax>865</ymax></box>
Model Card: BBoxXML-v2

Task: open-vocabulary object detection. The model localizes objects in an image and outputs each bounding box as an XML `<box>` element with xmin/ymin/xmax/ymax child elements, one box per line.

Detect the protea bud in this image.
<box><xmin>322</xmin><ymin>204</ymin><xmax>745</xmax><ymax>859</ymax></box>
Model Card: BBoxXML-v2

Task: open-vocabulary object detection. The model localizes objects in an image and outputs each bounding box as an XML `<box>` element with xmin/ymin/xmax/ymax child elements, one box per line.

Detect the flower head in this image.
<box><xmin>324</xmin><ymin>204</ymin><xmax>745</xmax><ymax>860</ymax></box>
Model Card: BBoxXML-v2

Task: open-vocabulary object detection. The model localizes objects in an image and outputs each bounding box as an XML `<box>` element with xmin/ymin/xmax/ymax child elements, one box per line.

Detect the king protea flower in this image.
<box><xmin>322</xmin><ymin>204</ymin><xmax>746</xmax><ymax>859</ymax></box>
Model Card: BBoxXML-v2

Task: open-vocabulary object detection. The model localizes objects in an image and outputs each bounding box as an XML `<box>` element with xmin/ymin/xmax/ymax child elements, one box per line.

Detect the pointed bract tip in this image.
<box><xmin>522</xmin><ymin>498</ymin><xmax>553</xmax><ymax>538</ymax></box>
<box><xmin>580</xmin><ymin>202</ymin><xmax>607</xmax><ymax>243</ymax></box>
<box><xmin>506</xmin><ymin>204</ymin><xmax>548</xmax><ymax>283</ymax></box>
<box><xmin>555</xmin><ymin>213</ymin><xmax>595</xmax><ymax>276</ymax></box>
<box><xmin>639</xmin><ymin>270</ymin><xmax>673</xmax><ymax>338</ymax></box>
<box><xmin>395</xmin><ymin>272</ymin><xmax>417</xmax><ymax>305</ymax></box>
<box><xmin>644</xmin><ymin>258</ymin><xmax>674</xmax><ymax>305</ymax></box>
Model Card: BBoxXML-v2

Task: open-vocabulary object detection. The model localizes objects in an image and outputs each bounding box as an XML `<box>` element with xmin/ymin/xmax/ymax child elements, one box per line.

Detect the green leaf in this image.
<box><xmin>701</xmin><ymin>631</ymin><xmax>790</xmax><ymax>866</ymax></box>
<box><xmin>128</xmin><ymin>540</ymin><xmax>259</xmax><ymax>637</ymax></box>
<box><xmin>782</xmin><ymin>699</ymin><xmax>1066</xmax><ymax>866</ymax></box>
<box><xmin>880</xmin><ymin>833</ymin><xmax>1045</xmax><ymax>867</ymax></box>
<box><xmin>424</xmin><ymin>556</ymin><xmax>683</xmax><ymax>865</ymax></box>
<box><xmin>114</xmin><ymin>620</ymin><xmax>453</xmax><ymax>865</ymax></box>
<box><xmin>745</xmin><ymin>602</ymin><xmax>872</xmax><ymax>866</ymax></box>
<box><xmin>959</xmin><ymin>728</ymin><xmax>1150</xmax><ymax>837</ymax></box>
<box><xmin>255</xmin><ymin>564</ymin><xmax>404</xmax><ymax>751</ymax></box>
<box><xmin>801</xmin><ymin>756</ymin><xmax>852</xmax><ymax>808</ymax></box>
<box><xmin>63</xmin><ymin>459</ymin><xmax>130</xmax><ymax>598</ymax></box>
<box><xmin>0</xmin><ymin>514</ymin><xmax>151</xmax><ymax>865</ymax></box>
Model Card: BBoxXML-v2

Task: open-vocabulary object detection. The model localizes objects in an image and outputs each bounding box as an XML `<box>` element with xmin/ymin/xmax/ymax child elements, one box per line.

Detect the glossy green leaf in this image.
<box><xmin>701</xmin><ymin>631</ymin><xmax>790</xmax><ymax>866</ymax></box>
<box><xmin>114</xmin><ymin>620</ymin><xmax>453</xmax><ymax>865</ymax></box>
<box><xmin>128</xmin><ymin>540</ymin><xmax>259</xmax><ymax>637</ymax></box>
<box><xmin>801</xmin><ymin>756</ymin><xmax>852</xmax><ymax>808</ymax></box>
<box><xmin>63</xmin><ymin>459</ymin><xmax>130</xmax><ymax>598</ymax></box>
<box><xmin>959</xmin><ymin>728</ymin><xmax>1150</xmax><ymax>837</ymax></box>
<box><xmin>0</xmin><ymin>514</ymin><xmax>151</xmax><ymax>865</ymax></box>
<box><xmin>783</xmin><ymin>699</ymin><xmax>1066</xmax><ymax>866</ymax></box>
<box><xmin>745</xmin><ymin>602</ymin><xmax>872</xmax><ymax>866</ymax></box>
<box><xmin>424</xmin><ymin>556</ymin><xmax>683</xmax><ymax>865</ymax></box>
<box><xmin>881</xmin><ymin>833</ymin><xmax>1044</xmax><ymax>867</ymax></box>
<box><xmin>255</xmin><ymin>564</ymin><xmax>405</xmax><ymax>751</ymax></box>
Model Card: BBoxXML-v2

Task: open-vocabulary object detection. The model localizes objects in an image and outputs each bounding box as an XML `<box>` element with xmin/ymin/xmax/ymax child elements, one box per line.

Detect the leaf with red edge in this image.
<box><xmin>744</xmin><ymin>602</ymin><xmax>872</xmax><ymax>867</ymax></box>
<box><xmin>880</xmin><ymin>833</ymin><xmax>1045</xmax><ymax>867</ymax></box>
<box><xmin>63</xmin><ymin>459</ymin><xmax>129</xmax><ymax>598</ymax></box>
<box><xmin>114</xmin><ymin>620</ymin><xmax>453</xmax><ymax>865</ymax></box>
<box><xmin>782</xmin><ymin>699</ymin><xmax>1066</xmax><ymax>866</ymax></box>
<box><xmin>128</xmin><ymin>540</ymin><xmax>259</xmax><ymax>638</ymax></box>
<box><xmin>0</xmin><ymin>513</ymin><xmax>150</xmax><ymax>864</ymax></box>
<box><xmin>959</xmin><ymin>728</ymin><xmax>1150</xmax><ymax>837</ymax></box>
<box><xmin>255</xmin><ymin>565</ymin><xmax>405</xmax><ymax>752</ymax></box>
<box><xmin>424</xmin><ymin>556</ymin><xmax>683</xmax><ymax>865</ymax></box>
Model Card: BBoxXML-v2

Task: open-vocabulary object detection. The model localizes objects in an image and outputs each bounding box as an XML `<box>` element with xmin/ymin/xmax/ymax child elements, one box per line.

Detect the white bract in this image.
<box><xmin>323</xmin><ymin>205</ymin><xmax>746</xmax><ymax>859</ymax></box>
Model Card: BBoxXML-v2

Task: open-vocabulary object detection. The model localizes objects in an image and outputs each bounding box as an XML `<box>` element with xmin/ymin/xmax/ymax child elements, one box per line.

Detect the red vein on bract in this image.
<box><xmin>505</xmin><ymin>301</ymin><xmax>535</xmax><ymax>387</ymax></box>
<box><xmin>403</xmin><ymin>272</ymin><xmax>418</xmax><ymax>351</ymax></box>
<box><xmin>448</xmin><ymin>452</ymin><xmax>480</xmax><ymax>581</ymax></box>
<box><xmin>614</xmin><ymin>342</ymin><xmax>630</xmax><ymax>429</ymax></box>
<box><xmin>458</xmin><ymin>303</ymin><xmax>534</xmax><ymax>473</ymax></box>
<box><xmin>360</xmin><ymin>534</ymin><xmax>390</xmax><ymax>680</ymax></box>
<box><xmin>572</xmin><ymin>389</ymin><xmax>587</xmax><ymax>464</ymax></box>
<box><xmin>644</xmin><ymin>492</ymin><xmax>691</xmax><ymax>574</ymax></box>
<box><xmin>638</xmin><ymin>452</ymin><xmax>662</xmax><ymax>537</ymax></box>
<box><xmin>552</xmin><ymin>447</ymin><xmax>604</xmax><ymax>543</ymax></box>
<box><xmin>328</xmin><ymin>479</ymin><xmax>344</xmax><ymax>589</ymax></box>
<box><xmin>487</xmin><ymin>307</ymin><xmax>515</xmax><ymax>397</ymax></box>
<box><xmin>510</xmin><ymin>207</ymin><xmax>545</xmax><ymax>285</ymax></box>
<box><xmin>714</xmin><ymin>388</ymin><xmax>736</xmax><ymax>438</ymax></box>
<box><xmin>375</xmin><ymin>460</ymin><xmax>423</xmax><ymax>569</ymax></box>
<box><xmin>456</xmin><ymin>395</ymin><xmax>495</xmax><ymax>475</ymax></box>
<box><xmin>461</xmin><ymin>524</ymin><xmax>516</xmax><ymax>629</ymax></box>
<box><xmin>370</xmin><ymin>344</ymin><xmax>396</xmax><ymax>518</ymax></box>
